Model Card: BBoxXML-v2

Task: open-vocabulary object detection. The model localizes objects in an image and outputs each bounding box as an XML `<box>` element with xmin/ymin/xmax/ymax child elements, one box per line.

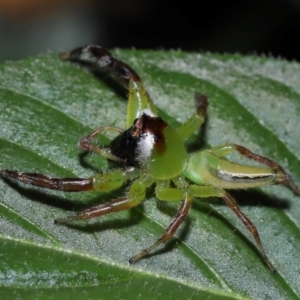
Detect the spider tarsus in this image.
<box><xmin>59</xmin><ymin>51</ymin><xmax>71</xmax><ymax>60</ymax></box>
<box><xmin>54</xmin><ymin>217</ymin><xmax>70</xmax><ymax>225</ymax></box>
<box><xmin>2</xmin><ymin>169</ymin><xmax>22</xmax><ymax>180</ymax></box>
<box><xmin>265</xmin><ymin>259</ymin><xmax>276</xmax><ymax>274</ymax></box>
<box><xmin>1</xmin><ymin>169</ymin><xmax>17</xmax><ymax>178</ymax></box>
<box><xmin>194</xmin><ymin>93</ymin><xmax>208</xmax><ymax>119</ymax></box>
<box><xmin>78</xmin><ymin>136</ymin><xmax>90</xmax><ymax>150</ymax></box>
<box><xmin>288</xmin><ymin>181</ymin><xmax>300</xmax><ymax>196</ymax></box>
<box><xmin>129</xmin><ymin>250</ymin><xmax>148</xmax><ymax>265</ymax></box>
<box><xmin>128</xmin><ymin>256</ymin><xmax>138</xmax><ymax>265</ymax></box>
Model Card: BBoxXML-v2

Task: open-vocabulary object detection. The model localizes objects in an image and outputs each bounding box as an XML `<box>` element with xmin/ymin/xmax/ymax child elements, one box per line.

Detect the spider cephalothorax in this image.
<box><xmin>1</xmin><ymin>45</ymin><xmax>300</xmax><ymax>273</ymax></box>
<box><xmin>110</xmin><ymin>114</ymin><xmax>168</xmax><ymax>166</ymax></box>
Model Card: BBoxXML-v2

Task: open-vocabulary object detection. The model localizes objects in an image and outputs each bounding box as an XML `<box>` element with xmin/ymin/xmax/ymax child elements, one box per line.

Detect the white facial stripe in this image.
<box><xmin>135</xmin><ymin>133</ymin><xmax>155</xmax><ymax>164</ymax></box>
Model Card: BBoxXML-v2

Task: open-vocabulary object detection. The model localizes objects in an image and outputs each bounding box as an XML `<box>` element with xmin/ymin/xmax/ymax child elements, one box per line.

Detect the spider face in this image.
<box><xmin>129</xmin><ymin>114</ymin><xmax>168</xmax><ymax>168</ymax></box>
<box><xmin>110</xmin><ymin>113</ymin><xmax>187</xmax><ymax>179</ymax></box>
<box><xmin>1</xmin><ymin>44</ymin><xmax>300</xmax><ymax>273</ymax></box>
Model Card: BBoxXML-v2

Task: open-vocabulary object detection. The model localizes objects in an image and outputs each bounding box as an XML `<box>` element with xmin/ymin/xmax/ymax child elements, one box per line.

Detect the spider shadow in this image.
<box><xmin>63</xmin><ymin>205</ymin><xmax>145</xmax><ymax>234</ymax></box>
<box><xmin>69</xmin><ymin>59</ymin><xmax>128</xmax><ymax>101</ymax></box>
<box><xmin>66</xmin><ymin>174</ymin><xmax>147</xmax><ymax>234</ymax></box>
<box><xmin>3</xmin><ymin>176</ymin><xmax>145</xmax><ymax>231</ymax></box>
<box><xmin>139</xmin><ymin>187</ymin><xmax>291</xmax><ymax>262</ymax></box>
<box><xmin>3</xmin><ymin>177</ymin><xmax>81</xmax><ymax>211</ymax></box>
<box><xmin>191</xmin><ymin>188</ymin><xmax>290</xmax><ymax>266</ymax></box>
<box><xmin>78</xmin><ymin>151</ymin><xmax>104</xmax><ymax>174</ymax></box>
<box><xmin>225</xmin><ymin>189</ymin><xmax>290</xmax><ymax>209</ymax></box>
<box><xmin>135</xmin><ymin>198</ymin><xmax>192</xmax><ymax>261</ymax></box>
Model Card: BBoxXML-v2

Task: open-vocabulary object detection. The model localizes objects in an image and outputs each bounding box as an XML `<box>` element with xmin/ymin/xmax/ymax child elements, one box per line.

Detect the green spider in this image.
<box><xmin>2</xmin><ymin>45</ymin><xmax>300</xmax><ymax>273</ymax></box>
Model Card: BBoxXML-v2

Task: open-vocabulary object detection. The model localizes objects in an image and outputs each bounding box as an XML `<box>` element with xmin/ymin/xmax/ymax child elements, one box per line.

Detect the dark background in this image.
<box><xmin>0</xmin><ymin>0</ymin><xmax>300</xmax><ymax>61</ymax></box>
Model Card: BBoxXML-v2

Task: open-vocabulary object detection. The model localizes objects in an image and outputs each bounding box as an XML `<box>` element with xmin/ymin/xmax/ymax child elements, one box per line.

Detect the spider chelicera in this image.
<box><xmin>1</xmin><ymin>45</ymin><xmax>300</xmax><ymax>273</ymax></box>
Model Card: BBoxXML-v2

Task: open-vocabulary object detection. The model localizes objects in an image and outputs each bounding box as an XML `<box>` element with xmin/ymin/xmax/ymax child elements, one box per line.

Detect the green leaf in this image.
<box><xmin>1</xmin><ymin>50</ymin><xmax>300</xmax><ymax>299</ymax></box>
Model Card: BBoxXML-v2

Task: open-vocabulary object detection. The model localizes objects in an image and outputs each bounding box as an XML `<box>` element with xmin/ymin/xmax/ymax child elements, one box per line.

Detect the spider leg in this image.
<box><xmin>222</xmin><ymin>190</ymin><xmax>276</xmax><ymax>273</ymax></box>
<box><xmin>60</xmin><ymin>45</ymin><xmax>157</xmax><ymax>127</ymax></box>
<box><xmin>60</xmin><ymin>45</ymin><xmax>141</xmax><ymax>86</ymax></box>
<box><xmin>55</xmin><ymin>180</ymin><xmax>148</xmax><ymax>224</ymax></box>
<box><xmin>1</xmin><ymin>168</ymin><xmax>139</xmax><ymax>193</ymax></box>
<box><xmin>188</xmin><ymin>185</ymin><xmax>276</xmax><ymax>273</ymax></box>
<box><xmin>176</xmin><ymin>94</ymin><xmax>208</xmax><ymax>141</ymax></box>
<box><xmin>78</xmin><ymin>125</ymin><xmax>124</xmax><ymax>162</ymax></box>
<box><xmin>129</xmin><ymin>192</ymin><xmax>193</xmax><ymax>264</ymax></box>
<box><xmin>1</xmin><ymin>170</ymin><xmax>93</xmax><ymax>191</ymax></box>
<box><xmin>209</xmin><ymin>144</ymin><xmax>300</xmax><ymax>195</ymax></box>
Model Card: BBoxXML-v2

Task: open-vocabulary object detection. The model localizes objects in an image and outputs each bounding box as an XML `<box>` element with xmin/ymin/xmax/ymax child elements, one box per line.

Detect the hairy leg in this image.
<box><xmin>188</xmin><ymin>184</ymin><xmax>276</xmax><ymax>272</ymax></box>
<box><xmin>0</xmin><ymin>168</ymin><xmax>138</xmax><ymax>193</ymax></box>
<box><xmin>78</xmin><ymin>126</ymin><xmax>124</xmax><ymax>162</ymax></box>
<box><xmin>55</xmin><ymin>181</ymin><xmax>147</xmax><ymax>224</ymax></box>
<box><xmin>129</xmin><ymin>192</ymin><xmax>193</xmax><ymax>264</ymax></box>
<box><xmin>209</xmin><ymin>143</ymin><xmax>300</xmax><ymax>194</ymax></box>
<box><xmin>60</xmin><ymin>45</ymin><xmax>157</xmax><ymax>127</ymax></box>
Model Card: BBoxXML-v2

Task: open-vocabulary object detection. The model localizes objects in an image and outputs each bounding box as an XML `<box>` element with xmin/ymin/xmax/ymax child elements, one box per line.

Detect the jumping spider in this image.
<box><xmin>2</xmin><ymin>45</ymin><xmax>300</xmax><ymax>273</ymax></box>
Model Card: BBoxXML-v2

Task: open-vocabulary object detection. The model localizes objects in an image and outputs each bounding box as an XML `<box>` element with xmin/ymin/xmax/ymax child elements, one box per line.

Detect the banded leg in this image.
<box><xmin>60</xmin><ymin>45</ymin><xmax>157</xmax><ymax>127</ymax></box>
<box><xmin>210</xmin><ymin>143</ymin><xmax>300</xmax><ymax>194</ymax></box>
<box><xmin>1</xmin><ymin>170</ymin><xmax>93</xmax><ymax>191</ymax></box>
<box><xmin>188</xmin><ymin>185</ymin><xmax>276</xmax><ymax>272</ymax></box>
<box><xmin>0</xmin><ymin>168</ymin><xmax>138</xmax><ymax>193</ymax></box>
<box><xmin>60</xmin><ymin>45</ymin><xmax>142</xmax><ymax>86</ymax></box>
<box><xmin>79</xmin><ymin>126</ymin><xmax>124</xmax><ymax>162</ymax></box>
<box><xmin>129</xmin><ymin>192</ymin><xmax>193</xmax><ymax>264</ymax></box>
<box><xmin>55</xmin><ymin>180</ymin><xmax>147</xmax><ymax>224</ymax></box>
<box><xmin>176</xmin><ymin>94</ymin><xmax>208</xmax><ymax>141</ymax></box>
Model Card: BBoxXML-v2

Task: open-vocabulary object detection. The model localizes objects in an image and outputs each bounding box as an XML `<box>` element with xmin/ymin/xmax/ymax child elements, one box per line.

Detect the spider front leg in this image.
<box><xmin>60</xmin><ymin>45</ymin><xmax>157</xmax><ymax>128</ymax></box>
<box><xmin>59</xmin><ymin>45</ymin><xmax>141</xmax><ymax>86</ymax></box>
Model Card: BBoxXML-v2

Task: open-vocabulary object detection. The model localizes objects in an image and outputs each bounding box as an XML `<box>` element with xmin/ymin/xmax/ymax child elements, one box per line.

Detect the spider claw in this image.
<box><xmin>54</xmin><ymin>217</ymin><xmax>65</xmax><ymax>225</ymax></box>
<box><xmin>128</xmin><ymin>256</ymin><xmax>138</xmax><ymax>265</ymax></box>
<box><xmin>129</xmin><ymin>250</ymin><xmax>147</xmax><ymax>265</ymax></box>
<box><xmin>59</xmin><ymin>51</ymin><xmax>71</xmax><ymax>61</ymax></box>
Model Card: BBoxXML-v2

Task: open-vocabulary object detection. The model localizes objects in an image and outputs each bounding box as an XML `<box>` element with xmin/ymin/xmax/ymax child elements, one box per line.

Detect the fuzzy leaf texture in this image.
<box><xmin>0</xmin><ymin>50</ymin><xmax>300</xmax><ymax>300</ymax></box>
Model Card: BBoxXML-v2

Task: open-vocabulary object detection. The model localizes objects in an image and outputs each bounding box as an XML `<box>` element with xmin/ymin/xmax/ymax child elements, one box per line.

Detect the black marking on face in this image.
<box><xmin>109</xmin><ymin>113</ymin><xmax>167</xmax><ymax>166</ymax></box>
<box><xmin>109</xmin><ymin>127</ymin><xmax>138</xmax><ymax>165</ymax></box>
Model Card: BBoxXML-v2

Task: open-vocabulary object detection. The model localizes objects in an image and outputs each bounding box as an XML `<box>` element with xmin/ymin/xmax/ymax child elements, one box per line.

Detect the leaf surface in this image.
<box><xmin>0</xmin><ymin>51</ymin><xmax>300</xmax><ymax>299</ymax></box>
